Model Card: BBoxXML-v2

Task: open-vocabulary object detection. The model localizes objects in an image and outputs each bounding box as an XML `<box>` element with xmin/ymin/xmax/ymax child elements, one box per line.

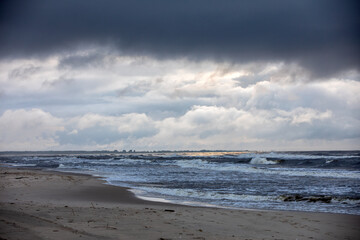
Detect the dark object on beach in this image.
<box><xmin>308</xmin><ymin>196</ymin><xmax>332</xmax><ymax>203</ymax></box>
<box><xmin>164</xmin><ymin>209</ymin><xmax>175</xmax><ymax>212</ymax></box>
<box><xmin>282</xmin><ymin>195</ymin><xmax>332</xmax><ymax>203</ymax></box>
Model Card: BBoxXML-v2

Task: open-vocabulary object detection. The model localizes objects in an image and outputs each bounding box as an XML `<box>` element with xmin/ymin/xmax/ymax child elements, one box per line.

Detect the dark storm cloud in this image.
<box><xmin>58</xmin><ymin>53</ymin><xmax>109</xmax><ymax>69</ymax></box>
<box><xmin>8</xmin><ymin>64</ymin><xmax>41</xmax><ymax>80</ymax></box>
<box><xmin>0</xmin><ymin>0</ymin><xmax>359</xmax><ymax>76</ymax></box>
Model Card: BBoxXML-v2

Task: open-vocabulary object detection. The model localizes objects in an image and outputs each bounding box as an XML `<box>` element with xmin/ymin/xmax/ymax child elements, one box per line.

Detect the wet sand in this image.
<box><xmin>0</xmin><ymin>167</ymin><xmax>359</xmax><ymax>240</ymax></box>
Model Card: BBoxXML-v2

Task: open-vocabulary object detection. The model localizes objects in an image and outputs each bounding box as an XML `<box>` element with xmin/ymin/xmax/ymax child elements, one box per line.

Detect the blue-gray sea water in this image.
<box><xmin>1</xmin><ymin>151</ymin><xmax>359</xmax><ymax>215</ymax></box>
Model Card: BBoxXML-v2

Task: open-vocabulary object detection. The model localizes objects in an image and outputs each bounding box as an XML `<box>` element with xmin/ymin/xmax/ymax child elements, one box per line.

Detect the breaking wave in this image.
<box><xmin>249</xmin><ymin>156</ymin><xmax>277</xmax><ymax>165</ymax></box>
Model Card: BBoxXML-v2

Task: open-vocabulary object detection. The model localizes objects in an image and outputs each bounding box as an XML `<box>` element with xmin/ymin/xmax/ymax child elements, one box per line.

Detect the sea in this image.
<box><xmin>1</xmin><ymin>151</ymin><xmax>359</xmax><ymax>215</ymax></box>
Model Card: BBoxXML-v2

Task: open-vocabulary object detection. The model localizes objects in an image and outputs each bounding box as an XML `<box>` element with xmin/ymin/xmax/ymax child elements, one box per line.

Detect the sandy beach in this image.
<box><xmin>0</xmin><ymin>167</ymin><xmax>359</xmax><ymax>240</ymax></box>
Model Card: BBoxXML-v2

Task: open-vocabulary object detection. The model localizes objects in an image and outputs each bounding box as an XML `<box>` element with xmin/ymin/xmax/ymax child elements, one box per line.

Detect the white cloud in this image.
<box><xmin>0</xmin><ymin>106</ymin><xmax>358</xmax><ymax>151</ymax></box>
<box><xmin>0</xmin><ymin>109</ymin><xmax>64</xmax><ymax>150</ymax></box>
<box><xmin>0</xmin><ymin>48</ymin><xmax>359</xmax><ymax>150</ymax></box>
<box><xmin>269</xmin><ymin>108</ymin><xmax>333</xmax><ymax>125</ymax></box>
<box><xmin>73</xmin><ymin>112</ymin><xmax>156</xmax><ymax>136</ymax></box>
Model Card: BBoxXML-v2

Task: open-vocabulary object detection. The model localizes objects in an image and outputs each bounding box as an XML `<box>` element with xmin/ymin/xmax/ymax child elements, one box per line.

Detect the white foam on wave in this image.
<box><xmin>236</xmin><ymin>152</ymin><xmax>358</xmax><ymax>160</ymax></box>
<box><xmin>332</xmin><ymin>198</ymin><xmax>360</xmax><ymax>205</ymax></box>
<box><xmin>130</xmin><ymin>188</ymin><xmax>230</xmax><ymax>208</ymax></box>
<box><xmin>249</xmin><ymin>156</ymin><xmax>277</xmax><ymax>165</ymax></box>
<box><xmin>87</xmin><ymin>158</ymin><xmax>151</xmax><ymax>166</ymax></box>
<box><xmin>129</xmin><ymin>189</ymin><xmax>172</xmax><ymax>203</ymax></box>
<box><xmin>133</xmin><ymin>186</ymin><xmax>280</xmax><ymax>203</ymax></box>
<box><xmin>171</xmin><ymin>159</ymin><xmax>208</xmax><ymax>168</ymax></box>
<box><xmin>171</xmin><ymin>159</ymin><xmax>360</xmax><ymax>179</ymax></box>
<box><xmin>8</xmin><ymin>163</ymin><xmax>37</xmax><ymax>167</ymax></box>
<box><xmin>172</xmin><ymin>159</ymin><xmax>249</xmax><ymax>172</ymax></box>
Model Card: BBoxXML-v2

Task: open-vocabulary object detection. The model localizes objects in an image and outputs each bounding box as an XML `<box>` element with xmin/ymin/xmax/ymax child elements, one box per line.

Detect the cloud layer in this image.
<box><xmin>0</xmin><ymin>1</ymin><xmax>359</xmax><ymax>150</ymax></box>
<box><xmin>1</xmin><ymin>0</ymin><xmax>359</xmax><ymax>76</ymax></box>
<box><xmin>0</xmin><ymin>50</ymin><xmax>359</xmax><ymax>150</ymax></box>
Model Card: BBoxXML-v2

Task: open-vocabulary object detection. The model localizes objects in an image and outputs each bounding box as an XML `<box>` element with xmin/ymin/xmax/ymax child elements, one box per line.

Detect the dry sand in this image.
<box><xmin>0</xmin><ymin>167</ymin><xmax>359</xmax><ymax>240</ymax></box>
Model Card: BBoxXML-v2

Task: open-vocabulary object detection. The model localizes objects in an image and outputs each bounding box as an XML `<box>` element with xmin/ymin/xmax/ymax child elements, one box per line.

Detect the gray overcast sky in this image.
<box><xmin>1</xmin><ymin>0</ymin><xmax>359</xmax><ymax>76</ymax></box>
<box><xmin>0</xmin><ymin>0</ymin><xmax>359</xmax><ymax>151</ymax></box>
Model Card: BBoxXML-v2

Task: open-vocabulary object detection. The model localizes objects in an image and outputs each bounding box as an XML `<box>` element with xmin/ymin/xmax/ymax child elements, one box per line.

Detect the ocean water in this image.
<box><xmin>1</xmin><ymin>151</ymin><xmax>359</xmax><ymax>215</ymax></box>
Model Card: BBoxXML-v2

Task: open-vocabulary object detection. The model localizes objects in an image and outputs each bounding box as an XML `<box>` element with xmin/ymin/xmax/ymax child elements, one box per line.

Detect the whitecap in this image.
<box><xmin>250</xmin><ymin>156</ymin><xmax>277</xmax><ymax>165</ymax></box>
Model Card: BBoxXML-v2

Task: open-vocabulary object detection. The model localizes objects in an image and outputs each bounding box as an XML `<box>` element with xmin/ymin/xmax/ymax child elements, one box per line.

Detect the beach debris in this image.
<box><xmin>282</xmin><ymin>195</ymin><xmax>332</xmax><ymax>203</ymax></box>
<box><xmin>164</xmin><ymin>209</ymin><xmax>175</xmax><ymax>212</ymax></box>
<box><xmin>15</xmin><ymin>176</ymin><xmax>28</xmax><ymax>179</ymax></box>
<box><xmin>92</xmin><ymin>224</ymin><xmax>117</xmax><ymax>230</ymax></box>
<box><xmin>106</xmin><ymin>223</ymin><xmax>117</xmax><ymax>230</ymax></box>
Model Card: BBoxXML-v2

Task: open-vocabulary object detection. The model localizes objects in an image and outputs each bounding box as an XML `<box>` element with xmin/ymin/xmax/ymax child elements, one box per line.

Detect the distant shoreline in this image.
<box><xmin>1</xmin><ymin>149</ymin><xmax>359</xmax><ymax>155</ymax></box>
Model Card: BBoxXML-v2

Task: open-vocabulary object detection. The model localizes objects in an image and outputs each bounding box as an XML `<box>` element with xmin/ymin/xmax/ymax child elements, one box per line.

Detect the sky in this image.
<box><xmin>0</xmin><ymin>0</ymin><xmax>359</xmax><ymax>151</ymax></box>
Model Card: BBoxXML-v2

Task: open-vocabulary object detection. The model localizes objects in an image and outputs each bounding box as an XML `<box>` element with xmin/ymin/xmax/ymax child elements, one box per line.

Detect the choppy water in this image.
<box><xmin>1</xmin><ymin>151</ymin><xmax>359</xmax><ymax>215</ymax></box>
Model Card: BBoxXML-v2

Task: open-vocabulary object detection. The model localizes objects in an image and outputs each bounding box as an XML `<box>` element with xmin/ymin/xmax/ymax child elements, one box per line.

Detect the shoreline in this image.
<box><xmin>1</xmin><ymin>166</ymin><xmax>360</xmax><ymax>239</ymax></box>
<box><xmin>51</xmin><ymin>166</ymin><xmax>360</xmax><ymax>216</ymax></box>
<box><xmin>1</xmin><ymin>150</ymin><xmax>359</xmax><ymax>216</ymax></box>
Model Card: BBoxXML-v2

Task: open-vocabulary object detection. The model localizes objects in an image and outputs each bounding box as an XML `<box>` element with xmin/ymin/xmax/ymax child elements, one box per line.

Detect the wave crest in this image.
<box><xmin>250</xmin><ymin>156</ymin><xmax>277</xmax><ymax>165</ymax></box>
